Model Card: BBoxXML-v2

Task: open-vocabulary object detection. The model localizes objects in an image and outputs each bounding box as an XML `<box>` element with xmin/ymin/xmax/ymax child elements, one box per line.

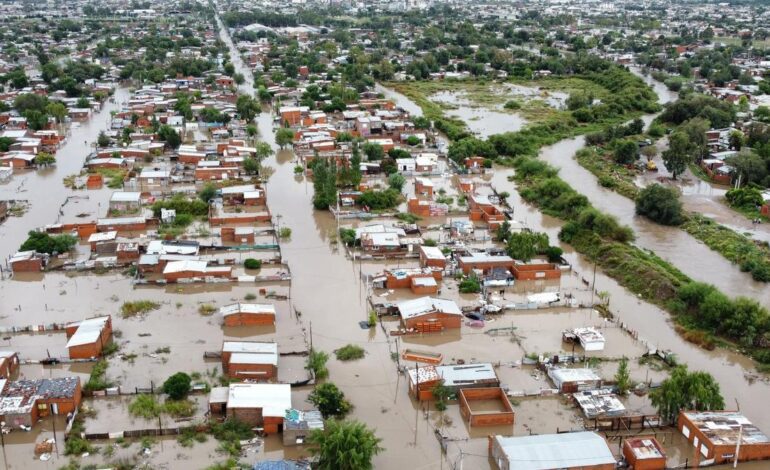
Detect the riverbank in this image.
<box><xmin>575</xmin><ymin>146</ymin><xmax>770</xmax><ymax>282</ymax></box>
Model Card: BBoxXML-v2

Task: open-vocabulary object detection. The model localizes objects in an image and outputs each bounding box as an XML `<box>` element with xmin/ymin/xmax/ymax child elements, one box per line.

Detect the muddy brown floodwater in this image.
<box><xmin>372</xmin><ymin>75</ymin><xmax>770</xmax><ymax>453</ymax></box>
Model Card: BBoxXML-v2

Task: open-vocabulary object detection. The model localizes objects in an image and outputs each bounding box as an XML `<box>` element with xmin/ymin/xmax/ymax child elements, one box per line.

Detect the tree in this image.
<box><xmin>254</xmin><ymin>142</ymin><xmax>273</xmax><ymax>162</ymax></box>
<box><xmin>615</xmin><ymin>357</ymin><xmax>631</xmax><ymax>395</ymax></box>
<box><xmin>19</xmin><ymin>231</ymin><xmax>77</xmax><ymax>254</ymax></box>
<box><xmin>506</xmin><ymin>231</ymin><xmax>549</xmax><ymax>262</ymax></box>
<box><xmin>96</xmin><ymin>131</ymin><xmax>111</xmax><ymax>148</ymax></box>
<box><xmin>387</xmin><ymin>173</ymin><xmax>406</xmax><ymax>192</ymax></box>
<box><xmin>635</xmin><ymin>184</ymin><xmax>683</xmax><ymax>225</ymax></box>
<box><xmin>236</xmin><ymin>95</ymin><xmax>260</xmax><ymax>121</ymax></box>
<box><xmin>362</xmin><ymin>142</ymin><xmax>384</xmax><ymax>161</ymax></box>
<box><xmin>308</xmin><ymin>420</ymin><xmax>383</xmax><ymax>470</ymax></box>
<box><xmin>613</xmin><ymin>140</ymin><xmax>639</xmax><ymax>164</ymax></box>
<box><xmin>199</xmin><ymin>183</ymin><xmax>217</xmax><ymax>203</ymax></box>
<box><xmin>34</xmin><ymin>152</ymin><xmax>56</xmax><ymax>167</ymax></box>
<box><xmin>13</xmin><ymin>93</ymin><xmax>47</xmax><ymax>113</ymax></box>
<box><xmin>162</xmin><ymin>372</ymin><xmax>191</xmax><ymax>400</ymax></box>
<box><xmin>76</xmin><ymin>96</ymin><xmax>90</xmax><ymax>109</ymax></box>
<box><xmin>308</xmin><ymin>382</ymin><xmax>352</xmax><ymax>418</ymax></box>
<box><xmin>157</xmin><ymin>125</ymin><xmax>181</xmax><ymax>149</ymax></box>
<box><xmin>312</xmin><ymin>160</ymin><xmax>338</xmax><ymax>210</ymax></box>
<box><xmin>243</xmin><ymin>157</ymin><xmax>259</xmax><ymax>175</ymax></box>
<box><xmin>275</xmin><ymin>128</ymin><xmax>294</xmax><ymax>148</ymax></box>
<box><xmin>23</xmin><ymin>110</ymin><xmax>48</xmax><ymax>131</ymax></box>
<box><xmin>661</xmin><ymin>132</ymin><xmax>691</xmax><ymax>180</ymax></box>
<box><xmin>727</xmin><ymin>151</ymin><xmax>767</xmax><ymax>186</ymax></box>
<box><xmin>45</xmin><ymin>102</ymin><xmax>67</xmax><ymax>124</ymax></box>
<box><xmin>679</xmin><ymin>117</ymin><xmax>710</xmax><ymax>160</ymax></box>
<box><xmin>729</xmin><ymin>130</ymin><xmax>744</xmax><ymax>151</ymax></box>
<box><xmin>650</xmin><ymin>366</ymin><xmax>724</xmax><ymax>424</ymax></box>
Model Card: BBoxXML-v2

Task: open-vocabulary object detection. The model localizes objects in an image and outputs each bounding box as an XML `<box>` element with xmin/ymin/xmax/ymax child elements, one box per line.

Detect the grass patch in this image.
<box><xmin>210</xmin><ymin>419</ymin><xmax>254</xmax><ymax>457</ymax></box>
<box><xmin>120</xmin><ymin>300</ymin><xmax>160</xmax><ymax>318</ymax></box>
<box><xmin>84</xmin><ymin>359</ymin><xmax>113</xmax><ymax>392</ymax></box>
<box><xmin>575</xmin><ymin>147</ymin><xmax>640</xmax><ymax>199</ymax></box>
<box><xmin>334</xmin><ymin>344</ymin><xmax>365</xmax><ymax>361</ymax></box>
<box><xmin>198</xmin><ymin>304</ymin><xmax>217</xmax><ymax>316</ymax></box>
<box><xmin>178</xmin><ymin>427</ymin><xmax>208</xmax><ymax>448</ymax></box>
<box><xmin>94</xmin><ymin>168</ymin><xmax>127</xmax><ymax>189</ymax></box>
<box><xmin>681</xmin><ymin>214</ymin><xmax>770</xmax><ymax>282</ymax></box>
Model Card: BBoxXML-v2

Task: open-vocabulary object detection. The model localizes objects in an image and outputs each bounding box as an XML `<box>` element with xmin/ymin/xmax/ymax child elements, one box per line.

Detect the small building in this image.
<box><xmin>221</xmin><ymin>341</ymin><xmax>278</xmax><ymax>380</ymax></box>
<box><xmin>419</xmin><ymin>245</ymin><xmax>446</xmax><ymax>269</ymax></box>
<box><xmin>396</xmin><ymin>297</ymin><xmax>462</xmax><ymax>332</ymax></box>
<box><xmin>622</xmin><ymin>436</ymin><xmax>666</xmax><ymax>470</ymax></box>
<box><xmin>109</xmin><ymin>192</ymin><xmax>142</xmax><ymax>212</ymax></box>
<box><xmin>9</xmin><ymin>251</ymin><xmax>48</xmax><ymax>273</ymax></box>
<box><xmin>458</xmin><ymin>254</ymin><xmax>514</xmax><ymax>275</ymax></box>
<box><xmin>407</xmin><ymin>363</ymin><xmax>499</xmax><ymax>400</ymax></box>
<box><xmin>219</xmin><ymin>383</ymin><xmax>292</xmax><ymax>433</ymax></box>
<box><xmin>512</xmin><ymin>261</ymin><xmax>562</xmax><ymax>280</ymax></box>
<box><xmin>220</xmin><ymin>303</ymin><xmax>276</xmax><ymax>327</ymax></box>
<box><xmin>459</xmin><ymin>387</ymin><xmax>515</xmax><ymax>427</ymax></box>
<box><xmin>489</xmin><ymin>432</ymin><xmax>615</xmax><ymax>470</ymax></box>
<box><xmin>162</xmin><ymin>260</ymin><xmax>233</xmax><ymax>282</ymax></box>
<box><xmin>283</xmin><ymin>409</ymin><xmax>324</xmax><ymax>446</ymax></box>
<box><xmin>0</xmin><ymin>351</ymin><xmax>19</xmax><ymax>379</ymax></box>
<box><xmin>678</xmin><ymin>410</ymin><xmax>770</xmax><ymax>465</ymax></box>
<box><xmin>564</xmin><ymin>327</ymin><xmax>606</xmax><ymax>352</ymax></box>
<box><xmin>547</xmin><ymin>367</ymin><xmax>602</xmax><ymax>393</ymax></box>
<box><xmin>0</xmin><ymin>377</ymin><xmax>82</xmax><ymax>427</ymax></box>
<box><xmin>573</xmin><ymin>389</ymin><xmax>626</xmax><ymax>418</ymax></box>
<box><xmin>65</xmin><ymin>316</ymin><xmax>113</xmax><ymax>360</ymax></box>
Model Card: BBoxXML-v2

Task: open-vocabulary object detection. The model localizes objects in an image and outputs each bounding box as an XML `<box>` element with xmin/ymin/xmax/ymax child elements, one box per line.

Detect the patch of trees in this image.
<box><xmin>20</xmin><ymin>231</ymin><xmax>77</xmax><ymax>254</ymax></box>
<box><xmin>660</xmin><ymin>93</ymin><xmax>735</xmax><ymax>129</ymax></box>
<box><xmin>635</xmin><ymin>184</ymin><xmax>683</xmax><ymax>226</ymax></box>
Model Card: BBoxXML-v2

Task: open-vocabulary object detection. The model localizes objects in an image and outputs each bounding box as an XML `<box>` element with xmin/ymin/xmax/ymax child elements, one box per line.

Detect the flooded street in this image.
<box><xmin>0</xmin><ymin>16</ymin><xmax>765</xmax><ymax>470</ymax></box>
<box><xmin>0</xmin><ymin>87</ymin><xmax>131</xmax><ymax>262</ymax></box>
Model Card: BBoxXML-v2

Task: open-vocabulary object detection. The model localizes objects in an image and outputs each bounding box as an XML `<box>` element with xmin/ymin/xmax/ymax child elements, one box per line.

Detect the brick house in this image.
<box><xmin>678</xmin><ymin>410</ymin><xmax>770</xmax><ymax>465</ymax></box>
<box><xmin>209</xmin><ymin>383</ymin><xmax>291</xmax><ymax>434</ymax></box>
<box><xmin>220</xmin><ymin>303</ymin><xmax>276</xmax><ymax>327</ymax></box>
<box><xmin>0</xmin><ymin>351</ymin><xmax>20</xmax><ymax>379</ymax></box>
<box><xmin>458</xmin><ymin>254</ymin><xmax>515</xmax><ymax>275</ymax></box>
<box><xmin>65</xmin><ymin>316</ymin><xmax>113</xmax><ymax>360</ymax></box>
<box><xmin>221</xmin><ymin>341</ymin><xmax>278</xmax><ymax>380</ymax></box>
<box><xmin>9</xmin><ymin>251</ymin><xmax>49</xmax><ymax>273</ymax></box>
<box><xmin>162</xmin><ymin>260</ymin><xmax>233</xmax><ymax>282</ymax></box>
<box><xmin>419</xmin><ymin>246</ymin><xmax>447</xmax><ymax>269</ymax></box>
<box><xmin>622</xmin><ymin>436</ymin><xmax>666</xmax><ymax>470</ymax></box>
<box><xmin>396</xmin><ymin>297</ymin><xmax>462</xmax><ymax>332</ymax></box>
<box><xmin>0</xmin><ymin>377</ymin><xmax>82</xmax><ymax>427</ymax></box>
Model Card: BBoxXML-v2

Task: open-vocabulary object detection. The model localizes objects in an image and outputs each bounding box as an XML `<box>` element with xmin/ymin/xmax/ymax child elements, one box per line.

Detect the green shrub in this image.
<box><xmin>244</xmin><ymin>258</ymin><xmax>262</xmax><ymax>269</ymax></box>
<box><xmin>120</xmin><ymin>300</ymin><xmax>160</xmax><ymax>318</ymax></box>
<box><xmin>335</xmin><ymin>344</ymin><xmax>365</xmax><ymax>361</ymax></box>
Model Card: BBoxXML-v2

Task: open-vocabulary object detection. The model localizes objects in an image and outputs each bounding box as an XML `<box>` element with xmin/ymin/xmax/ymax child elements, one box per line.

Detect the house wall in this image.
<box><xmin>458</xmin><ymin>259</ymin><xmax>515</xmax><ymax>275</ymax></box>
<box><xmin>512</xmin><ymin>263</ymin><xmax>561</xmax><ymax>280</ymax></box>
<box><xmin>164</xmin><ymin>268</ymin><xmax>232</xmax><ymax>282</ymax></box>
<box><xmin>420</xmin><ymin>253</ymin><xmax>446</xmax><ymax>269</ymax></box>
<box><xmin>411</xmin><ymin>280</ymin><xmax>439</xmax><ymax>295</ymax></box>
<box><xmin>0</xmin><ymin>353</ymin><xmax>19</xmax><ymax>378</ymax></box>
<box><xmin>227</xmin><ymin>406</ymin><xmax>263</xmax><ymax>426</ymax></box>
<box><xmin>622</xmin><ymin>441</ymin><xmax>666</xmax><ymax>470</ymax></box>
<box><xmin>224</xmin><ymin>363</ymin><xmax>276</xmax><ymax>381</ymax></box>
<box><xmin>459</xmin><ymin>388</ymin><xmax>515</xmax><ymax>427</ymax></box>
<box><xmin>10</xmin><ymin>257</ymin><xmax>43</xmax><ymax>273</ymax></box>
<box><xmin>403</xmin><ymin>312</ymin><xmax>461</xmax><ymax>331</ymax></box>
<box><xmin>678</xmin><ymin>413</ymin><xmax>770</xmax><ymax>464</ymax></box>
<box><xmin>223</xmin><ymin>313</ymin><xmax>275</xmax><ymax>327</ymax></box>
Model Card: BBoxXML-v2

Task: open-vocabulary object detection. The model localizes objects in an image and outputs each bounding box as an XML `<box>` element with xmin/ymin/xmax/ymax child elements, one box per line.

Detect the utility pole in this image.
<box><xmin>309</xmin><ymin>321</ymin><xmax>313</xmax><ymax>351</ymax></box>
<box><xmin>734</xmin><ymin>424</ymin><xmax>742</xmax><ymax>468</ymax></box>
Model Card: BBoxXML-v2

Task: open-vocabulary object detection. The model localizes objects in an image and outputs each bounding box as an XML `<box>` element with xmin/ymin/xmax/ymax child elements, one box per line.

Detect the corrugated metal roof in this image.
<box><xmin>493</xmin><ymin>432</ymin><xmax>615</xmax><ymax>469</ymax></box>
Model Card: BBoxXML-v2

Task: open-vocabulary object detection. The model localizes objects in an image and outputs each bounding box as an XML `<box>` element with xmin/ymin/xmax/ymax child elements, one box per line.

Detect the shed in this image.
<box><xmin>65</xmin><ymin>316</ymin><xmax>113</xmax><ymax>359</ymax></box>
<box><xmin>489</xmin><ymin>431</ymin><xmax>615</xmax><ymax>470</ymax></box>
<box><xmin>226</xmin><ymin>383</ymin><xmax>292</xmax><ymax>433</ymax></box>
<box><xmin>622</xmin><ymin>436</ymin><xmax>666</xmax><ymax>470</ymax></box>
<box><xmin>283</xmin><ymin>409</ymin><xmax>324</xmax><ymax>446</ymax></box>
<box><xmin>220</xmin><ymin>303</ymin><xmax>276</xmax><ymax>327</ymax></box>
<box><xmin>396</xmin><ymin>297</ymin><xmax>462</xmax><ymax>332</ymax></box>
<box><xmin>547</xmin><ymin>367</ymin><xmax>602</xmax><ymax>393</ymax></box>
<box><xmin>221</xmin><ymin>341</ymin><xmax>278</xmax><ymax>380</ymax></box>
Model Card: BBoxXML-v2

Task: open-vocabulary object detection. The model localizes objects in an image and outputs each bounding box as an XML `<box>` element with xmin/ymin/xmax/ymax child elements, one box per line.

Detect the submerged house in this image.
<box><xmin>396</xmin><ymin>297</ymin><xmax>462</xmax><ymax>333</ymax></box>
<box><xmin>221</xmin><ymin>341</ymin><xmax>278</xmax><ymax>380</ymax></box>
<box><xmin>65</xmin><ymin>316</ymin><xmax>113</xmax><ymax>359</ymax></box>
<box><xmin>209</xmin><ymin>383</ymin><xmax>291</xmax><ymax>433</ymax></box>
<box><xmin>0</xmin><ymin>377</ymin><xmax>82</xmax><ymax>427</ymax></box>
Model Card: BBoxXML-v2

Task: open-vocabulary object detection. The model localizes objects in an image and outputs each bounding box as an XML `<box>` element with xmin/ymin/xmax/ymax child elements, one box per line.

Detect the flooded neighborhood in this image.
<box><xmin>1</xmin><ymin>0</ymin><xmax>770</xmax><ymax>469</ymax></box>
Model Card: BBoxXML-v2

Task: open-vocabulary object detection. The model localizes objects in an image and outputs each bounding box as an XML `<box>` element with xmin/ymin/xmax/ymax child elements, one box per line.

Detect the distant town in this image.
<box><xmin>0</xmin><ymin>0</ymin><xmax>770</xmax><ymax>469</ymax></box>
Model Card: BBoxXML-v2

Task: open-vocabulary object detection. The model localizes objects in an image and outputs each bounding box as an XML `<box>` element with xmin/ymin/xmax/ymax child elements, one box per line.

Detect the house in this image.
<box><xmin>419</xmin><ymin>245</ymin><xmax>446</xmax><ymax>269</ymax></box>
<box><xmin>622</xmin><ymin>436</ymin><xmax>666</xmax><ymax>470</ymax></box>
<box><xmin>209</xmin><ymin>383</ymin><xmax>291</xmax><ymax>433</ymax></box>
<box><xmin>283</xmin><ymin>409</ymin><xmax>324</xmax><ymax>446</ymax></box>
<box><xmin>396</xmin><ymin>297</ymin><xmax>462</xmax><ymax>332</ymax></box>
<box><xmin>9</xmin><ymin>251</ymin><xmax>49</xmax><ymax>273</ymax></box>
<box><xmin>678</xmin><ymin>410</ymin><xmax>770</xmax><ymax>465</ymax></box>
<box><xmin>0</xmin><ymin>152</ymin><xmax>36</xmax><ymax>169</ymax></box>
<box><xmin>0</xmin><ymin>377</ymin><xmax>82</xmax><ymax>427</ymax></box>
<box><xmin>407</xmin><ymin>363</ymin><xmax>499</xmax><ymax>400</ymax></box>
<box><xmin>467</xmin><ymin>193</ymin><xmax>505</xmax><ymax>228</ymax></box>
<box><xmin>564</xmin><ymin>327</ymin><xmax>606</xmax><ymax>352</ymax></box>
<box><xmin>108</xmin><ymin>192</ymin><xmax>142</xmax><ymax>212</ymax></box>
<box><xmin>458</xmin><ymin>254</ymin><xmax>515</xmax><ymax>275</ymax></box>
<box><xmin>162</xmin><ymin>260</ymin><xmax>232</xmax><ymax>282</ymax></box>
<box><xmin>0</xmin><ymin>352</ymin><xmax>19</xmax><ymax>379</ymax></box>
<box><xmin>512</xmin><ymin>261</ymin><xmax>562</xmax><ymax>280</ymax></box>
<box><xmin>489</xmin><ymin>432</ymin><xmax>615</xmax><ymax>470</ymax></box>
<box><xmin>547</xmin><ymin>367</ymin><xmax>602</xmax><ymax>393</ymax></box>
<box><xmin>573</xmin><ymin>389</ymin><xmax>626</xmax><ymax>418</ymax></box>
<box><xmin>65</xmin><ymin>316</ymin><xmax>113</xmax><ymax>360</ymax></box>
<box><xmin>220</xmin><ymin>226</ymin><xmax>256</xmax><ymax>245</ymax></box>
<box><xmin>221</xmin><ymin>341</ymin><xmax>278</xmax><ymax>380</ymax></box>
<box><xmin>220</xmin><ymin>303</ymin><xmax>276</xmax><ymax>327</ymax></box>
